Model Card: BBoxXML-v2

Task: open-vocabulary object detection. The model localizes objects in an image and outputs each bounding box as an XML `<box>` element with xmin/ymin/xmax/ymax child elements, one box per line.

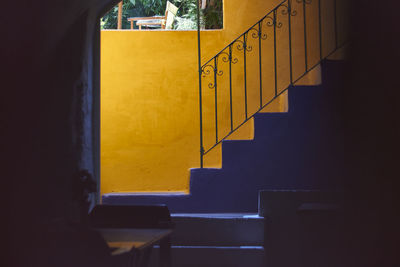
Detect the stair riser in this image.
<box><xmin>102</xmin><ymin>60</ymin><xmax>346</xmax><ymax>214</ymax></box>
<box><xmin>171</xmin><ymin>216</ymin><xmax>264</xmax><ymax>246</ymax></box>
<box><xmin>260</xmin><ymin>190</ymin><xmax>345</xmax><ymax>267</ymax></box>
<box><xmin>148</xmin><ymin>246</ymin><xmax>265</xmax><ymax>267</ymax></box>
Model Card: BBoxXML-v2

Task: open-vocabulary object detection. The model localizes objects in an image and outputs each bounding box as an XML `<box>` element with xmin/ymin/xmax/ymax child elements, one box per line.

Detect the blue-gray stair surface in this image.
<box><xmin>148</xmin><ymin>213</ymin><xmax>265</xmax><ymax>267</ymax></box>
<box><xmin>170</xmin><ymin>213</ymin><xmax>264</xmax><ymax>246</ymax></box>
<box><xmin>103</xmin><ymin>59</ymin><xmax>345</xmax><ymax>213</ymax></box>
<box><xmin>259</xmin><ymin>190</ymin><xmax>345</xmax><ymax>267</ymax></box>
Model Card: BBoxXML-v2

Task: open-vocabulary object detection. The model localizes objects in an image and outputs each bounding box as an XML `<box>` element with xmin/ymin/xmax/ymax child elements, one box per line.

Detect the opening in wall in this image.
<box><xmin>101</xmin><ymin>0</ymin><xmax>223</xmax><ymax>30</ymax></box>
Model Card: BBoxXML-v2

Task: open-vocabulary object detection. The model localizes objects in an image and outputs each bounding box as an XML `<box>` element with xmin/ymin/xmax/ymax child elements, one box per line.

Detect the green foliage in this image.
<box><xmin>140</xmin><ymin>0</ymin><xmax>166</xmax><ymax>16</ymax></box>
<box><xmin>101</xmin><ymin>0</ymin><xmax>223</xmax><ymax>30</ymax></box>
<box><xmin>174</xmin><ymin>17</ymin><xmax>197</xmax><ymax>30</ymax></box>
<box><xmin>175</xmin><ymin>0</ymin><xmax>198</xmax><ymax>29</ymax></box>
<box><xmin>101</xmin><ymin>0</ymin><xmax>140</xmax><ymax>29</ymax></box>
<box><xmin>174</xmin><ymin>0</ymin><xmax>223</xmax><ymax>30</ymax></box>
<box><xmin>203</xmin><ymin>0</ymin><xmax>223</xmax><ymax>29</ymax></box>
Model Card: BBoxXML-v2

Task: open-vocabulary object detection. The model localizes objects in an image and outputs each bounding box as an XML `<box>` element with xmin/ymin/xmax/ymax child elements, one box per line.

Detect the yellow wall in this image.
<box><xmin>101</xmin><ymin>0</ymin><xmax>346</xmax><ymax>194</ymax></box>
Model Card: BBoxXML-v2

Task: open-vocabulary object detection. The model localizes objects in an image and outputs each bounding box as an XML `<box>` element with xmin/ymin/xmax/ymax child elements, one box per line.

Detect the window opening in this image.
<box><xmin>101</xmin><ymin>0</ymin><xmax>223</xmax><ymax>30</ymax></box>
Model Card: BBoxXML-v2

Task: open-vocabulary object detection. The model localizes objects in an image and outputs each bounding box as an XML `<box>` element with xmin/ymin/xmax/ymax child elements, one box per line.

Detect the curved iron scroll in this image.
<box><xmin>249</xmin><ymin>26</ymin><xmax>268</xmax><ymax>41</ymax></box>
<box><xmin>234</xmin><ymin>38</ymin><xmax>253</xmax><ymax>53</ymax></box>
<box><xmin>201</xmin><ymin>61</ymin><xmax>223</xmax><ymax>89</ymax></box>
<box><xmin>279</xmin><ymin>2</ymin><xmax>298</xmax><ymax>16</ymax></box>
<box><xmin>265</xmin><ymin>14</ymin><xmax>283</xmax><ymax>29</ymax></box>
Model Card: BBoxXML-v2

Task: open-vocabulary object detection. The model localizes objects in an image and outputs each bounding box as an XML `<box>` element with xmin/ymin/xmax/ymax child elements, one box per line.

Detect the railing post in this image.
<box><xmin>214</xmin><ymin>58</ymin><xmax>218</xmax><ymax>143</ymax></box>
<box><xmin>229</xmin><ymin>45</ymin><xmax>234</xmax><ymax>132</ymax></box>
<box><xmin>196</xmin><ymin>0</ymin><xmax>204</xmax><ymax>168</ymax></box>
<box><xmin>318</xmin><ymin>0</ymin><xmax>323</xmax><ymax>60</ymax></box>
<box><xmin>287</xmin><ymin>0</ymin><xmax>294</xmax><ymax>84</ymax></box>
<box><xmin>334</xmin><ymin>0</ymin><xmax>338</xmax><ymax>49</ymax></box>
<box><xmin>273</xmin><ymin>9</ymin><xmax>278</xmax><ymax>97</ymax></box>
<box><xmin>302</xmin><ymin>0</ymin><xmax>308</xmax><ymax>71</ymax></box>
<box><xmin>258</xmin><ymin>21</ymin><xmax>263</xmax><ymax>108</ymax></box>
<box><xmin>243</xmin><ymin>34</ymin><xmax>248</xmax><ymax>119</ymax></box>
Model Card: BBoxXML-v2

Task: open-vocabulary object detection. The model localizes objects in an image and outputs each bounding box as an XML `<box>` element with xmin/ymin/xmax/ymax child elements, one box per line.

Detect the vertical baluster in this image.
<box><xmin>258</xmin><ymin>21</ymin><xmax>263</xmax><ymax>108</ymax></box>
<box><xmin>287</xmin><ymin>0</ymin><xmax>293</xmax><ymax>84</ymax></box>
<box><xmin>214</xmin><ymin>58</ymin><xmax>218</xmax><ymax>143</ymax></box>
<box><xmin>334</xmin><ymin>0</ymin><xmax>338</xmax><ymax>49</ymax></box>
<box><xmin>229</xmin><ymin>45</ymin><xmax>234</xmax><ymax>132</ymax></box>
<box><xmin>318</xmin><ymin>0</ymin><xmax>323</xmax><ymax>60</ymax></box>
<box><xmin>303</xmin><ymin>0</ymin><xmax>308</xmax><ymax>71</ymax></box>
<box><xmin>273</xmin><ymin>9</ymin><xmax>278</xmax><ymax>97</ymax></box>
<box><xmin>243</xmin><ymin>34</ymin><xmax>248</xmax><ymax>119</ymax></box>
<box><xmin>196</xmin><ymin>0</ymin><xmax>203</xmax><ymax>168</ymax></box>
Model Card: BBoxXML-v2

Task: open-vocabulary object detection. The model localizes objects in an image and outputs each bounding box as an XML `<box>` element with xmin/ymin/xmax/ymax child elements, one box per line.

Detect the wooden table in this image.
<box><xmin>127</xmin><ymin>16</ymin><xmax>165</xmax><ymax>30</ymax></box>
<box><xmin>97</xmin><ymin>228</ymin><xmax>173</xmax><ymax>267</ymax></box>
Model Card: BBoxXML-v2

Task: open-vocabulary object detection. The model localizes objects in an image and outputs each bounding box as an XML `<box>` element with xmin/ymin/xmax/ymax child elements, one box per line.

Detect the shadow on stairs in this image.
<box><xmin>102</xmin><ymin>59</ymin><xmax>346</xmax><ymax>213</ymax></box>
<box><xmin>102</xmin><ymin>59</ymin><xmax>347</xmax><ymax>267</ymax></box>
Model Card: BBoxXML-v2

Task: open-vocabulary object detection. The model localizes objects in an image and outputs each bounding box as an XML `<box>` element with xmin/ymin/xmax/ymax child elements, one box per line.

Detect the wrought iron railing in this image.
<box><xmin>198</xmin><ymin>0</ymin><xmax>348</xmax><ymax>167</ymax></box>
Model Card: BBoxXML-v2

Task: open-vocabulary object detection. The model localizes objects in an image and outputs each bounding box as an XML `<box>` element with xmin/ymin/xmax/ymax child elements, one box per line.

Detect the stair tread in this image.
<box><xmin>103</xmin><ymin>192</ymin><xmax>189</xmax><ymax>196</ymax></box>
<box><xmin>172</xmin><ymin>213</ymin><xmax>261</xmax><ymax>219</ymax></box>
<box><xmin>165</xmin><ymin>245</ymin><xmax>264</xmax><ymax>249</ymax></box>
<box><xmin>102</xmin><ymin>60</ymin><xmax>345</xmax><ymax>213</ymax></box>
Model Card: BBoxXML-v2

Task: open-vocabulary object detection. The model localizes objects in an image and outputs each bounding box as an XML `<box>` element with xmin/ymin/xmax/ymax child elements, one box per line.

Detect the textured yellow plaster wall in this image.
<box><xmin>100</xmin><ymin>0</ymin><xmax>346</xmax><ymax>194</ymax></box>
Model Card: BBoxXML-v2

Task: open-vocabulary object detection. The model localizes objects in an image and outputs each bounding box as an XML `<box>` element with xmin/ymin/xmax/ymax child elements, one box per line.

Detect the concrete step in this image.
<box><xmin>102</xmin><ymin>59</ymin><xmax>346</xmax><ymax>213</ymax></box>
<box><xmin>258</xmin><ymin>190</ymin><xmax>343</xmax><ymax>217</ymax></box>
<box><xmin>259</xmin><ymin>190</ymin><xmax>345</xmax><ymax>267</ymax></box>
<box><xmin>171</xmin><ymin>213</ymin><xmax>265</xmax><ymax>246</ymax></box>
<box><xmin>148</xmin><ymin>246</ymin><xmax>265</xmax><ymax>267</ymax></box>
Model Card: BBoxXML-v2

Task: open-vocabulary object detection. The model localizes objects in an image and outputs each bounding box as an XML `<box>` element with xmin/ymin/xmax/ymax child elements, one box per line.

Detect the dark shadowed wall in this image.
<box><xmin>2</xmin><ymin>0</ymin><xmax>400</xmax><ymax>266</ymax></box>
<box><xmin>2</xmin><ymin>1</ymin><xmax>119</xmax><ymax>266</ymax></box>
<box><xmin>340</xmin><ymin>1</ymin><xmax>400</xmax><ymax>266</ymax></box>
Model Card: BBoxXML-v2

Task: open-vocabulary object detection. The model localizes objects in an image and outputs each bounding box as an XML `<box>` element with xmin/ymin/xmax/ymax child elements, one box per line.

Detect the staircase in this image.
<box><xmin>103</xmin><ymin>59</ymin><xmax>346</xmax><ymax>266</ymax></box>
<box><xmin>102</xmin><ymin>0</ymin><xmax>348</xmax><ymax>266</ymax></box>
<box><xmin>103</xmin><ymin>59</ymin><xmax>345</xmax><ymax>212</ymax></box>
<box><xmin>148</xmin><ymin>213</ymin><xmax>265</xmax><ymax>267</ymax></box>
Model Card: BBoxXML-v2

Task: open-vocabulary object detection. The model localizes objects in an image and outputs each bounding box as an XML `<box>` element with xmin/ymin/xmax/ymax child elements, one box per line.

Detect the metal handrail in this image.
<box><xmin>198</xmin><ymin>0</ymin><xmax>347</xmax><ymax>167</ymax></box>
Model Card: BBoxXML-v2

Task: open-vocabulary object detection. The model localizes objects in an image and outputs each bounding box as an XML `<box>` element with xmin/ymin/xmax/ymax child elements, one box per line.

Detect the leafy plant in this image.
<box><xmin>102</xmin><ymin>0</ymin><xmax>139</xmax><ymax>29</ymax></box>
<box><xmin>203</xmin><ymin>0</ymin><xmax>223</xmax><ymax>29</ymax></box>
<box><xmin>139</xmin><ymin>0</ymin><xmax>166</xmax><ymax>16</ymax></box>
<box><xmin>175</xmin><ymin>0</ymin><xmax>198</xmax><ymax>29</ymax></box>
<box><xmin>101</xmin><ymin>0</ymin><xmax>223</xmax><ymax>30</ymax></box>
<box><xmin>174</xmin><ymin>17</ymin><xmax>197</xmax><ymax>30</ymax></box>
<box><xmin>174</xmin><ymin>0</ymin><xmax>223</xmax><ymax>30</ymax></box>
